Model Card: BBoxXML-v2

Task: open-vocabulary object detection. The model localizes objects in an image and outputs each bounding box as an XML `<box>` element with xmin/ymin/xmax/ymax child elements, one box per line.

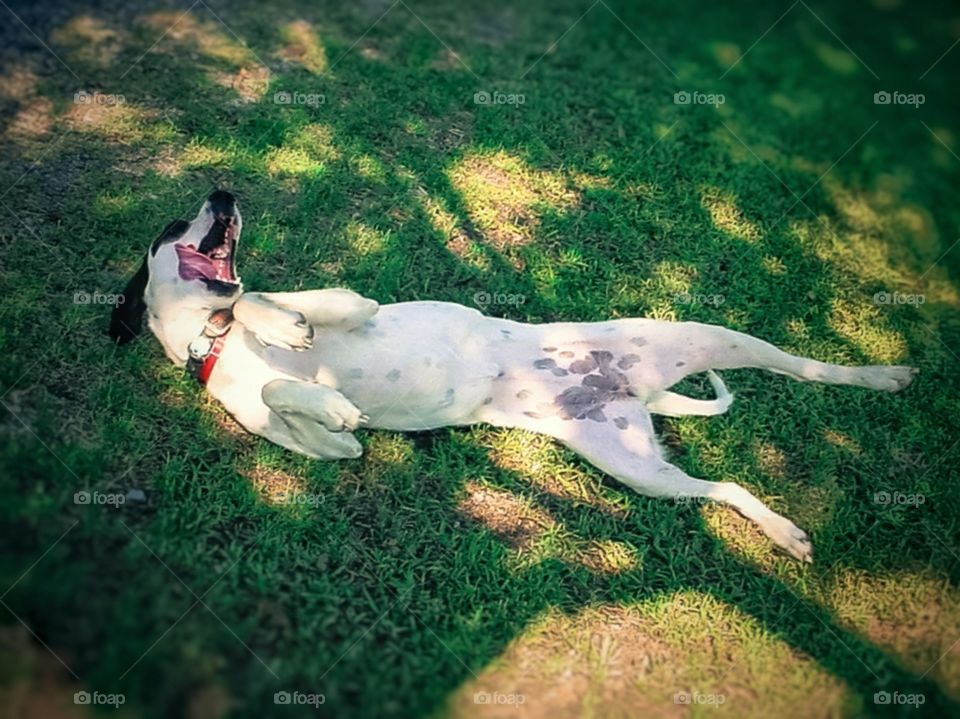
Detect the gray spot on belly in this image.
<box><xmin>440</xmin><ymin>387</ymin><xmax>455</xmax><ymax>407</ymax></box>
<box><xmin>613</xmin><ymin>416</ymin><xmax>629</xmax><ymax>430</ymax></box>
<box><xmin>483</xmin><ymin>396</ymin><xmax>494</xmax><ymax>405</ymax></box>
<box><xmin>675</xmin><ymin>361</ymin><xmax>686</xmax><ymax>367</ymax></box>
<box><xmin>424</xmin><ymin>357</ymin><xmax>433</xmax><ymax>367</ymax></box>
<box><xmin>553</xmin><ymin>349</ymin><xmax>635</xmax><ymax>422</ymax></box>
<box><xmin>533</xmin><ymin>358</ymin><xmax>569</xmax><ymax>377</ymax></box>
<box><xmin>516</xmin><ymin>389</ymin><xmax>531</xmax><ymax>400</ymax></box>
<box><xmin>500</xmin><ymin>329</ymin><xmax>513</xmax><ymax>339</ymax></box>
<box><xmin>348</xmin><ymin>368</ymin><xmax>364</xmax><ymax>379</ymax></box>
<box><xmin>386</xmin><ymin>369</ymin><xmax>402</xmax><ymax>381</ymax></box>
<box><xmin>617</xmin><ymin>354</ymin><xmax>642</xmax><ymax>369</ymax></box>
<box><xmin>555</xmin><ymin>386</ymin><xmax>601</xmax><ymax>420</ymax></box>
<box><xmin>542</xmin><ymin>346</ymin><xmax>557</xmax><ymax>352</ymax></box>
<box><xmin>569</xmin><ymin>356</ymin><xmax>598</xmax><ymax>374</ymax></box>
<box><xmin>630</xmin><ymin>337</ymin><xmax>648</xmax><ymax>347</ymax></box>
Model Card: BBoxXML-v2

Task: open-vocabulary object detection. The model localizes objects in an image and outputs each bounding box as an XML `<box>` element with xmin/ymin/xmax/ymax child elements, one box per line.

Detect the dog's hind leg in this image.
<box><xmin>639</xmin><ymin>321</ymin><xmax>917</xmax><ymax>393</ymax></box>
<box><xmin>474</xmin><ymin>395</ymin><xmax>812</xmax><ymax>561</ymax></box>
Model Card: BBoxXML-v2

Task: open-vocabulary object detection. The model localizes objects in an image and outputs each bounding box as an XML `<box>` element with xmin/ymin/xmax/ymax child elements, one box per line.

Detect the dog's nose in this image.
<box><xmin>207</xmin><ymin>190</ymin><xmax>236</xmax><ymax>220</ymax></box>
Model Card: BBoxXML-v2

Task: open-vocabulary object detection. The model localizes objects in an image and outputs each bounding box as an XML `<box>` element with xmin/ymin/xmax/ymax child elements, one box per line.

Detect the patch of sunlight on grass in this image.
<box><xmin>289</xmin><ymin>123</ymin><xmax>340</xmax><ymax>159</ymax></box>
<box><xmin>458</xmin><ymin>480</ymin><xmax>556</xmax><ymax>552</ymax></box>
<box><xmin>484</xmin><ymin>428</ymin><xmax>629</xmax><ymax>518</ymax></box>
<box><xmin>353</xmin><ymin>153</ymin><xmax>386</xmax><ymax>182</ymax></box>
<box><xmin>93</xmin><ymin>193</ymin><xmax>134</xmax><ymax>216</ymax></box>
<box><xmin>812</xmin><ymin>41</ymin><xmax>860</xmax><ymax>74</ymax></box>
<box><xmin>0</xmin><ymin>91</ymin><xmax>50</xmax><ymax>142</ymax></box>
<box><xmin>701</xmin><ymin>186</ymin><xmax>762</xmax><ymax>242</ymax></box>
<box><xmin>64</xmin><ymin>102</ymin><xmax>175</xmax><ymax>143</ymax></box>
<box><xmin>181</xmin><ymin>141</ymin><xmax>232</xmax><ymax>168</ymax></box>
<box><xmin>559</xmin><ymin>537</ymin><xmax>641</xmax><ymax>574</ymax></box>
<box><xmin>276</xmin><ymin>20</ymin><xmax>328</xmax><ymax>74</ymax></box>
<box><xmin>139</xmin><ymin>11</ymin><xmax>256</xmax><ymax>66</ymax></box>
<box><xmin>214</xmin><ymin>66</ymin><xmax>270</xmax><ymax>103</ymax></box>
<box><xmin>362</xmin><ymin>433</ymin><xmax>415</xmax><ymax>464</ymax></box>
<box><xmin>827</xmin><ymin>299</ymin><xmax>908</xmax><ymax>363</ymax></box>
<box><xmin>568</xmin><ymin>171</ymin><xmax>611</xmax><ymax>190</ymax></box>
<box><xmin>240</xmin><ymin>463</ymin><xmax>322</xmax><ymax>518</ymax></box>
<box><xmin>822</xmin><ymin>569</ymin><xmax>960</xmax><ymax>693</ymax></box>
<box><xmin>761</xmin><ymin>255</ymin><xmax>788</xmax><ymax>275</ymax></box>
<box><xmin>445</xmin><ymin>597</ymin><xmax>849</xmax><ymax>718</ymax></box>
<box><xmin>823</xmin><ymin>429</ymin><xmax>862</xmax><ymax>454</ymax></box>
<box><xmin>50</xmin><ymin>16</ymin><xmax>123</xmax><ymax>67</ymax></box>
<box><xmin>264</xmin><ymin>147</ymin><xmax>326</xmax><ymax>177</ymax></box>
<box><xmin>345</xmin><ymin>221</ymin><xmax>386</xmax><ymax>256</ymax></box>
<box><xmin>418</xmin><ymin>191</ymin><xmax>490</xmax><ymax>270</ymax></box>
<box><xmin>785</xmin><ymin>317</ymin><xmax>811</xmax><ymax>340</ymax></box>
<box><xmin>754</xmin><ymin>440</ymin><xmax>788</xmax><ymax>479</ymax></box>
<box><xmin>0</xmin><ymin>65</ymin><xmax>39</xmax><ymax>99</ymax></box>
<box><xmin>641</xmin><ymin>260</ymin><xmax>699</xmax><ymax>319</ymax></box>
<box><xmin>403</xmin><ymin>117</ymin><xmax>428</xmax><ymax>136</ymax></box>
<box><xmin>447</xmin><ymin>149</ymin><xmax>579</xmax><ymax>250</ymax></box>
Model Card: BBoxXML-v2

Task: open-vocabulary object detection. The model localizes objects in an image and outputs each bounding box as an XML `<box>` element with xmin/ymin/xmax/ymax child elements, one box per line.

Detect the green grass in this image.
<box><xmin>1</xmin><ymin>0</ymin><xmax>959</xmax><ymax>716</ymax></box>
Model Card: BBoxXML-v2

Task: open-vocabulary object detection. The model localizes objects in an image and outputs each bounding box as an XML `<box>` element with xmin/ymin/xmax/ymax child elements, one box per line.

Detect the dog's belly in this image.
<box><xmin>266</xmin><ymin>302</ymin><xmax>503</xmax><ymax>430</ymax></box>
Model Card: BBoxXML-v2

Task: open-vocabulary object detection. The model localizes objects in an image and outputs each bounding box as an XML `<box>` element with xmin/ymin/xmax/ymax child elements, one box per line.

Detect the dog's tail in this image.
<box><xmin>644</xmin><ymin>370</ymin><xmax>734</xmax><ymax>417</ymax></box>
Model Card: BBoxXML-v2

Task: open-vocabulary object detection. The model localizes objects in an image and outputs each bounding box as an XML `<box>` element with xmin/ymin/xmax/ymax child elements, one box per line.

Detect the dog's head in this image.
<box><xmin>109</xmin><ymin>190</ymin><xmax>243</xmax><ymax>362</ymax></box>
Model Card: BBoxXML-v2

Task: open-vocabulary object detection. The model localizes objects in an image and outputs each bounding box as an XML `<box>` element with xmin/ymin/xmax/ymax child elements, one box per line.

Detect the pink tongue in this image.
<box><xmin>176</xmin><ymin>244</ymin><xmax>218</xmax><ymax>281</ymax></box>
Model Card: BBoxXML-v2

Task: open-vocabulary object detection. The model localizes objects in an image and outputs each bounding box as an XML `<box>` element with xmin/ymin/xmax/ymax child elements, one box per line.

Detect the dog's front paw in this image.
<box><xmin>317</xmin><ymin>393</ymin><xmax>364</xmax><ymax>432</ymax></box>
<box><xmin>858</xmin><ymin>365</ymin><xmax>918</xmax><ymax>392</ymax></box>
<box><xmin>760</xmin><ymin>514</ymin><xmax>813</xmax><ymax>563</ymax></box>
<box><xmin>254</xmin><ymin>310</ymin><xmax>314</xmax><ymax>351</ymax></box>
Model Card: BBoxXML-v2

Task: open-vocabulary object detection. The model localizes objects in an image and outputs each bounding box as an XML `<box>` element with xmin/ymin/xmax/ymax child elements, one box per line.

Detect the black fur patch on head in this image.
<box><xmin>108</xmin><ymin>254</ymin><xmax>149</xmax><ymax>344</ymax></box>
<box><xmin>150</xmin><ymin>219</ymin><xmax>190</xmax><ymax>257</ymax></box>
<box><xmin>207</xmin><ymin>190</ymin><xmax>236</xmax><ymax>219</ymax></box>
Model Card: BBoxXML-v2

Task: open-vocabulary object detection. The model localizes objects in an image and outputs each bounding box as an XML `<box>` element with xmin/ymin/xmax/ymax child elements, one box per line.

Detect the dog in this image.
<box><xmin>110</xmin><ymin>191</ymin><xmax>918</xmax><ymax>562</ymax></box>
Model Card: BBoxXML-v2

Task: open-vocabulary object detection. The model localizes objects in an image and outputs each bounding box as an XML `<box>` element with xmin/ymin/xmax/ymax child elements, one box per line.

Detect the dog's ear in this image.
<box><xmin>109</xmin><ymin>255</ymin><xmax>149</xmax><ymax>344</ymax></box>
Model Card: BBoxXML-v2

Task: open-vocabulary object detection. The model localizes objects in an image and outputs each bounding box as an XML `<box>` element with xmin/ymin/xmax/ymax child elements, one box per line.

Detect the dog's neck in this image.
<box><xmin>147</xmin><ymin>282</ymin><xmax>241</xmax><ymax>366</ymax></box>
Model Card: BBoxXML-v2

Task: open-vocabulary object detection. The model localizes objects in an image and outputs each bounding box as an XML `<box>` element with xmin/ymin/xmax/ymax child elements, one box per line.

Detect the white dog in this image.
<box><xmin>111</xmin><ymin>191</ymin><xmax>917</xmax><ymax>562</ymax></box>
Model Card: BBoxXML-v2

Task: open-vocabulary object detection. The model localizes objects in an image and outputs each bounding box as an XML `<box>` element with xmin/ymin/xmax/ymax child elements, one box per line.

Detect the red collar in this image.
<box><xmin>196</xmin><ymin>332</ymin><xmax>228</xmax><ymax>385</ymax></box>
<box><xmin>188</xmin><ymin>307</ymin><xmax>234</xmax><ymax>386</ymax></box>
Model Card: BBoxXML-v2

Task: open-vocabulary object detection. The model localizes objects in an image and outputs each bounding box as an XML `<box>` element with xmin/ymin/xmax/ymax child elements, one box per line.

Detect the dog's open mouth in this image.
<box><xmin>175</xmin><ymin>217</ymin><xmax>238</xmax><ymax>284</ymax></box>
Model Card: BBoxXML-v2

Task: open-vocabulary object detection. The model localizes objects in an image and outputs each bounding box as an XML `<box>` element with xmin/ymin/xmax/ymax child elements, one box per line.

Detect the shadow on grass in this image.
<box><xmin>2</xmin><ymin>0</ymin><xmax>959</xmax><ymax>716</ymax></box>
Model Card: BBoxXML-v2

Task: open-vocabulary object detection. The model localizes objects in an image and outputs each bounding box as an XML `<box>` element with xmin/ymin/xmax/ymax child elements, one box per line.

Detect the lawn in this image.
<box><xmin>1</xmin><ymin>0</ymin><xmax>959</xmax><ymax>717</ymax></box>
